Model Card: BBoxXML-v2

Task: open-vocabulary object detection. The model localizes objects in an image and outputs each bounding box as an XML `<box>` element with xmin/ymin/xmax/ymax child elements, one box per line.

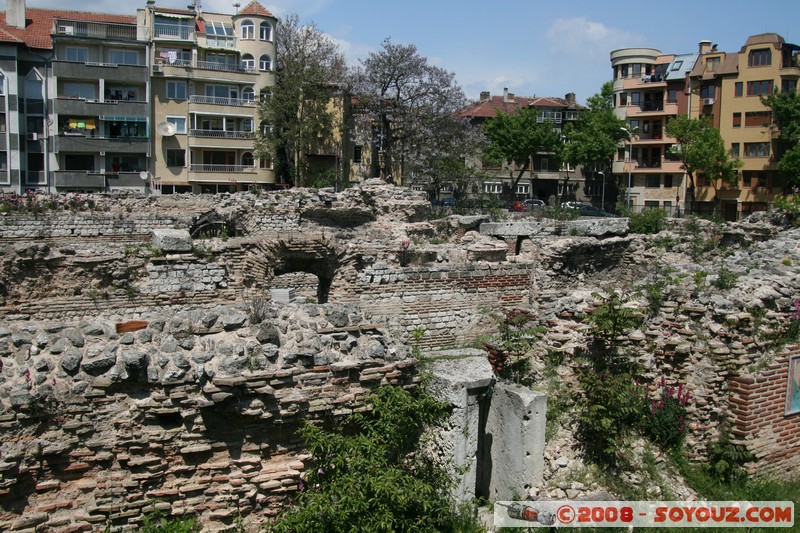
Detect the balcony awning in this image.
<box><xmin>100</xmin><ymin>116</ymin><xmax>148</xmax><ymax>122</ymax></box>
<box><xmin>155</xmin><ymin>13</ymin><xmax>193</xmax><ymax>19</ymax></box>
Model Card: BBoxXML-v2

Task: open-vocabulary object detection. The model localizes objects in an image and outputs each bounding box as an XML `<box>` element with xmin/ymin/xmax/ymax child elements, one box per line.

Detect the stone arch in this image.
<box><xmin>239</xmin><ymin>236</ymin><xmax>360</xmax><ymax>304</ymax></box>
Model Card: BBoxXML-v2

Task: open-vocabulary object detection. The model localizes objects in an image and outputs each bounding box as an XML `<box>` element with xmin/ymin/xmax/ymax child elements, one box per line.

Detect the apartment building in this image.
<box><xmin>457</xmin><ymin>88</ymin><xmax>585</xmax><ymax>204</ymax></box>
<box><xmin>609</xmin><ymin>47</ymin><xmax>695</xmax><ymax>214</ymax></box>
<box><xmin>690</xmin><ymin>34</ymin><xmax>800</xmax><ymax>220</ymax></box>
<box><xmin>0</xmin><ymin>0</ymin><xmax>276</xmax><ymax>195</ymax></box>
<box><xmin>142</xmin><ymin>0</ymin><xmax>276</xmax><ymax>194</ymax></box>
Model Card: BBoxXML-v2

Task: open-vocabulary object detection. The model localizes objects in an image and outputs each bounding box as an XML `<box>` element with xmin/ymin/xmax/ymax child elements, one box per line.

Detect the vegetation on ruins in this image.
<box><xmin>270</xmin><ymin>384</ymin><xmax>481</xmax><ymax>532</ymax></box>
<box><xmin>254</xmin><ymin>14</ymin><xmax>347</xmax><ymax>188</ymax></box>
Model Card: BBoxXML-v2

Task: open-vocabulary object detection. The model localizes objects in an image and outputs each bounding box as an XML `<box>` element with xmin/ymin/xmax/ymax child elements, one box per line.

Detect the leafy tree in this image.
<box><xmin>483</xmin><ymin>106</ymin><xmax>565</xmax><ymax>200</ymax></box>
<box><xmin>270</xmin><ymin>385</ymin><xmax>480</xmax><ymax>532</ymax></box>
<box><xmin>665</xmin><ymin>115</ymin><xmax>742</xmax><ymax>214</ymax></box>
<box><xmin>762</xmin><ymin>90</ymin><xmax>800</xmax><ymax>191</ymax></box>
<box><xmin>563</xmin><ymin>82</ymin><xmax>628</xmax><ymax>209</ymax></box>
<box><xmin>254</xmin><ymin>14</ymin><xmax>347</xmax><ymax>187</ymax></box>
<box><xmin>352</xmin><ymin>39</ymin><xmax>468</xmax><ymax>185</ymax></box>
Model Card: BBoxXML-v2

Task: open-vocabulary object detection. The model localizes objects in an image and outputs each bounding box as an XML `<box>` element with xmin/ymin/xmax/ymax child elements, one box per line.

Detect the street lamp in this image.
<box><xmin>620</xmin><ymin>126</ymin><xmax>637</xmax><ymax>210</ymax></box>
<box><xmin>598</xmin><ymin>171</ymin><xmax>605</xmax><ymax>211</ymax></box>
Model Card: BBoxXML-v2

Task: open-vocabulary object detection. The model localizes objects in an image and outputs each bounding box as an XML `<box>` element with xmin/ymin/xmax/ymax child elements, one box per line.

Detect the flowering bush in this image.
<box><xmin>637</xmin><ymin>376</ymin><xmax>691</xmax><ymax>450</ymax></box>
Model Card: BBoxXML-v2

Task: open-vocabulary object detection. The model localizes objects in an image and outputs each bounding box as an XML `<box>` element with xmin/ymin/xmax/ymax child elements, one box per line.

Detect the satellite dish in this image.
<box><xmin>139</xmin><ymin>171</ymin><xmax>149</xmax><ymax>181</ymax></box>
<box><xmin>156</xmin><ymin>122</ymin><xmax>177</xmax><ymax>137</ymax></box>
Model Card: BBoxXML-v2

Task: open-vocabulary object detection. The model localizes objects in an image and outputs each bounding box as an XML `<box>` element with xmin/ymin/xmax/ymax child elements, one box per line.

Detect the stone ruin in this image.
<box><xmin>0</xmin><ymin>181</ymin><xmax>798</xmax><ymax>529</ymax></box>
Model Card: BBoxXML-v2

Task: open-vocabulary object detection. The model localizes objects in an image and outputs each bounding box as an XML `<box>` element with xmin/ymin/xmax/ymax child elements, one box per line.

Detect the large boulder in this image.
<box><xmin>152</xmin><ymin>229</ymin><xmax>192</xmax><ymax>253</ymax></box>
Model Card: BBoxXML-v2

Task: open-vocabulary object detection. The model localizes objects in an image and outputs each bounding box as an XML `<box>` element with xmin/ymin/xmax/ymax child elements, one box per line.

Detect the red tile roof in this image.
<box><xmin>0</xmin><ymin>8</ymin><xmax>135</xmax><ymax>50</ymax></box>
<box><xmin>456</xmin><ymin>94</ymin><xmax>582</xmax><ymax>119</ymax></box>
<box><xmin>238</xmin><ymin>1</ymin><xmax>274</xmax><ymax>17</ymax></box>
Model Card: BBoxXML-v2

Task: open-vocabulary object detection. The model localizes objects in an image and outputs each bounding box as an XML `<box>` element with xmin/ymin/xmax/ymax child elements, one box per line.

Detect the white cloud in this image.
<box><xmin>546</xmin><ymin>17</ymin><xmax>643</xmax><ymax>63</ymax></box>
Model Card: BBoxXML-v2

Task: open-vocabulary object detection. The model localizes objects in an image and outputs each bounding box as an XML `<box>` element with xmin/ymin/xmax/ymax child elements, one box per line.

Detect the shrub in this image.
<box><xmin>714</xmin><ymin>263</ymin><xmax>738</xmax><ymax>290</ymax></box>
<box><xmin>629</xmin><ymin>208</ymin><xmax>667</xmax><ymax>234</ymax></box>
<box><xmin>637</xmin><ymin>377</ymin><xmax>691</xmax><ymax>450</ymax></box>
<box><xmin>140</xmin><ymin>510</ymin><xmax>200</xmax><ymax>533</ymax></box>
<box><xmin>270</xmin><ymin>385</ymin><xmax>481</xmax><ymax>532</ymax></box>
<box><xmin>705</xmin><ymin>430</ymin><xmax>753</xmax><ymax>483</ymax></box>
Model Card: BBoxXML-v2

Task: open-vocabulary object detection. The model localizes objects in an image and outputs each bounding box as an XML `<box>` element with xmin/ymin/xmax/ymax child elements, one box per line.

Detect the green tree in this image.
<box><xmin>762</xmin><ymin>89</ymin><xmax>800</xmax><ymax>191</ymax></box>
<box><xmin>483</xmin><ymin>106</ymin><xmax>565</xmax><ymax>200</ymax></box>
<box><xmin>563</xmin><ymin>82</ymin><xmax>628</xmax><ymax>209</ymax></box>
<box><xmin>352</xmin><ymin>39</ymin><xmax>468</xmax><ymax>184</ymax></box>
<box><xmin>665</xmin><ymin>115</ymin><xmax>742</xmax><ymax>214</ymax></box>
<box><xmin>254</xmin><ymin>14</ymin><xmax>347</xmax><ymax>187</ymax></box>
<box><xmin>270</xmin><ymin>385</ymin><xmax>479</xmax><ymax>532</ymax></box>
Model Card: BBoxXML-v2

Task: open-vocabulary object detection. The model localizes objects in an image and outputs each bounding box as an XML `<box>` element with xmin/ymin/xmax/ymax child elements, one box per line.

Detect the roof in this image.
<box><xmin>237</xmin><ymin>1</ymin><xmax>274</xmax><ymax>17</ymax></box>
<box><xmin>665</xmin><ymin>52</ymin><xmax>698</xmax><ymax>81</ymax></box>
<box><xmin>0</xmin><ymin>8</ymin><xmax>134</xmax><ymax>49</ymax></box>
<box><xmin>456</xmin><ymin>94</ymin><xmax>584</xmax><ymax>119</ymax></box>
<box><xmin>742</xmin><ymin>33</ymin><xmax>784</xmax><ymax>50</ymax></box>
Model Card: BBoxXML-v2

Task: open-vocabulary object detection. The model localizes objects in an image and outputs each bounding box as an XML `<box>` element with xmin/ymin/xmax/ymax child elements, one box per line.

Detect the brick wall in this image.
<box><xmin>729</xmin><ymin>348</ymin><xmax>800</xmax><ymax>478</ymax></box>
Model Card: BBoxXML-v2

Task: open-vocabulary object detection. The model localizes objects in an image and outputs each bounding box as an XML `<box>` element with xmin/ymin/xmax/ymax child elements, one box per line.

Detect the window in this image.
<box><xmin>242</xmin><ymin>87</ymin><xmax>255</xmax><ymax>101</ymax></box>
<box><xmin>782</xmin><ymin>79</ymin><xmax>797</xmax><ymax>94</ymax></box>
<box><xmin>619</xmin><ymin>93</ymin><xmax>628</xmax><ymax>106</ymax></box>
<box><xmin>734</xmin><ymin>82</ymin><xmax>743</xmax><ymax>97</ymax></box>
<box><xmin>242</xmin><ymin>54</ymin><xmax>255</xmax><ymax>70</ymax></box>
<box><xmin>108</xmin><ymin>49</ymin><xmax>138</xmax><ymax>65</ymax></box>
<box><xmin>63</xmin><ymin>82</ymin><xmax>95</xmax><ymax>99</ymax></box>
<box><xmin>731</xmin><ymin>143</ymin><xmax>740</xmax><ymax>158</ymax></box>
<box><xmin>743</xmin><ymin>171</ymin><xmax>766</xmax><ymax>188</ymax></box>
<box><xmin>483</xmin><ymin>182</ymin><xmax>503</xmax><ymax>194</ymax></box>
<box><xmin>0</xmin><ymin>73</ymin><xmax>4</xmax><ymax>95</ymax></box>
<box><xmin>166</xmin><ymin>116</ymin><xmax>186</xmax><ymax>134</ymax></box>
<box><xmin>632</xmin><ymin>64</ymin><xmax>642</xmax><ymax>76</ymax></box>
<box><xmin>732</xmin><ymin>112</ymin><xmax>741</xmax><ymax>128</ymax></box>
<box><xmin>744</xmin><ymin>142</ymin><xmax>769</xmax><ymax>157</ymax></box>
<box><xmin>353</xmin><ymin>145</ymin><xmax>363</xmax><ymax>164</ymax></box>
<box><xmin>242</xmin><ymin>118</ymin><xmax>254</xmax><ymax>132</ymax></box>
<box><xmin>166</xmin><ymin>80</ymin><xmax>186</xmax><ymax>100</ymax></box>
<box><xmin>701</xmin><ymin>85</ymin><xmax>715</xmax><ymax>99</ymax></box>
<box><xmin>516</xmin><ymin>184</ymin><xmax>529</xmax><ymax>195</ymax></box>
<box><xmin>671</xmin><ymin>60</ymin><xmax>683</xmax><ymax>71</ymax></box>
<box><xmin>565</xmin><ymin>111</ymin><xmax>577</xmax><ymax>120</ymax></box>
<box><xmin>540</xmin><ymin>158</ymin><xmax>548</xmax><ymax>171</ymax></box>
<box><xmin>747</xmin><ymin>80</ymin><xmax>773</xmax><ymax>96</ymax></box>
<box><xmin>108</xmin><ymin>156</ymin><xmax>141</xmax><ymax>173</ymax></box>
<box><xmin>206</xmin><ymin>84</ymin><xmax>237</xmax><ymax>99</ymax></box>
<box><xmin>242</xmin><ymin>152</ymin><xmax>254</xmax><ymax>166</ymax></box>
<box><xmin>621</xmin><ymin>65</ymin><xmax>629</xmax><ymax>78</ymax></box>
<box><xmin>259</xmin><ymin>54</ymin><xmax>272</xmax><ymax>71</ymax></box>
<box><xmin>629</xmin><ymin>119</ymin><xmax>639</xmax><ymax>131</ymax></box>
<box><xmin>646</xmin><ymin>175</ymin><xmax>660</xmax><ymax>188</ymax></box>
<box><xmin>748</xmin><ymin>48</ymin><xmax>771</xmax><ymax>67</ymax></box>
<box><xmin>630</xmin><ymin>92</ymin><xmax>640</xmax><ymax>105</ymax></box>
<box><xmin>706</xmin><ymin>57</ymin><xmax>720</xmax><ymax>71</ymax></box>
<box><xmin>241</xmin><ymin>19</ymin><xmax>254</xmax><ymax>39</ymax></box>
<box><xmin>260</xmin><ymin>21</ymin><xmax>272</xmax><ymax>41</ymax></box>
<box><xmin>260</xmin><ymin>121</ymin><xmax>272</xmax><ymax>134</ymax></box>
<box><xmin>667</xmin><ymin>89</ymin><xmax>678</xmax><ymax>103</ymax></box>
<box><xmin>64</xmin><ymin>154</ymin><xmax>94</xmax><ymax>171</ymax></box>
<box><xmin>259</xmin><ymin>157</ymin><xmax>272</xmax><ymax>169</ymax></box>
<box><xmin>744</xmin><ymin>111</ymin><xmax>771</xmax><ymax>128</ymax></box>
<box><xmin>66</xmin><ymin>47</ymin><xmax>88</xmax><ymax>62</ymax></box>
<box><xmin>644</xmin><ymin>201</ymin><xmax>660</xmax><ymax>209</ymax></box>
<box><xmin>642</xmin><ymin>121</ymin><xmax>650</xmax><ymax>133</ymax></box>
<box><xmin>664</xmin><ymin>175</ymin><xmax>673</xmax><ymax>188</ymax></box>
<box><xmin>167</xmin><ymin>149</ymin><xmax>185</xmax><ymax>167</ymax></box>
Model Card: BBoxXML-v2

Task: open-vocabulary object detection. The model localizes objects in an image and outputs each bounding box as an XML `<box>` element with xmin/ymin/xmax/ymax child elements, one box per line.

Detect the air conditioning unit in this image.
<box><xmin>703</xmin><ymin>98</ymin><xmax>715</xmax><ymax>106</ymax></box>
<box><xmin>26</xmin><ymin>133</ymin><xmax>38</xmax><ymax>141</ymax></box>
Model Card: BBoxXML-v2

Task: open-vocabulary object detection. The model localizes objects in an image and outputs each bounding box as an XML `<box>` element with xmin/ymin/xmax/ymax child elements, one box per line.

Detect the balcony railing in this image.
<box><xmin>190</xmin><ymin>164</ymin><xmax>256</xmax><ymax>173</ymax></box>
<box><xmin>189</xmin><ymin>95</ymin><xmax>256</xmax><ymax>107</ymax></box>
<box><xmin>54</xmin><ymin>19</ymin><xmax>146</xmax><ymax>40</ymax></box>
<box><xmin>196</xmin><ymin>60</ymin><xmax>256</xmax><ymax>74</ymax></box>
<box><xmin>205</xmin><ymin>36</ymin><xmax>236</xmax><ymax>49</ymax></box>
<box><xmin>190</xmin><ymin>129</ymin><xmax>254</xmax><ymax>139</ymax></box>
<box><xmin>154</xmin><ymin>24</ymin><xmax>194</xmax><ymax>41</ymax></box>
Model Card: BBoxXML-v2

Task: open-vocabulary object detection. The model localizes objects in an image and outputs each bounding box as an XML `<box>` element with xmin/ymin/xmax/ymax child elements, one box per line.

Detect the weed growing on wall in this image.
<box><xmin>635</xmin><ymin>377</ymin><xmax>691</xmax><ymax>450</ymax></box>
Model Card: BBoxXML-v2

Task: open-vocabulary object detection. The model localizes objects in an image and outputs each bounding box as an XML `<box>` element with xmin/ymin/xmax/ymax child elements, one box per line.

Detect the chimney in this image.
<box><xmin>6</xmin><ymin>0</ymin><xmax>26</xmax><ymax>29</ymax></box>
<box><xmin>503</xmin><ymin>87</ymin><xmax>514</xmax><ymax>103</ymax></box>
<box><xmin>565</xmin><ymin>92</ymin><xmax>576</xmax><ymax>107</ymax></box>
<box><xmin>480</xmin><ymin>91</ymin><xmax>490</xmax><ymax>102</ymax></box>
<box><xmin>699</xmin><ymin>40</ymin><xmax>712</xmax><ymax>55</ymax></box>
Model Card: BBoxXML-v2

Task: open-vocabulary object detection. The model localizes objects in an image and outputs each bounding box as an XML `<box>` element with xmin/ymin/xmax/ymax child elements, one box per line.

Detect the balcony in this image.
<box><xmin>154</xmin><ymin>61</ymin><xmax>258</xmax><ymax>82</ymax></box>
<box><xmin>53</xmin><ymin>19</ymin><xmax>146</xmax><ymax>41</ymax></box>
<box><xmin>201</xmin><ymin>35</ymin><xmax>237</xmax><ymax>49</ymax></box>
<box><xmin>55</xmin><ymin>134</ymin><xmax>149</xmax><ymax>154</ymax></box>
<box><xmin>188</xmin><ymin>95</ymin><xmax>256</xmax><ymax>115</ymax></box>
<box><xmin>54</xmin><ymin>171</ymin><xmax>106</xmax><ymax>189</ymax></box>
<box><xmin>189</xmin><ymin>164</ymin><xmax>257</xmax><ymax>174</ymax></box>
<box><xmin>54</xmin><ymin>97</ymin><xmax>148</xmax><ymax>117</ymax></box>
<box><xmin>153</xmin><ymin>24</ymin><xmax>194</xmax><ymax>42</ymax></box>
<box><xmin>188</xmin><ymin>130</ymin><xmax>254</xmax><ymax>149</ymax></box>
<box><xmin>621</xmin><ymin>74</ymin><xmax>666</xmax><ymax>89</ymax></box>
<box><xmin>54</xmin><ymin>61</ymin><xmax>149</xmax><ymax>83</ymax></box>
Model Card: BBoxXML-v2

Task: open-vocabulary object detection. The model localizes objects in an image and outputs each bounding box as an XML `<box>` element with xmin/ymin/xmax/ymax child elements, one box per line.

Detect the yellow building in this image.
<box><xmin>140</xmin><ymin>0</ymin><xmax>276</xmax><ymax>194</ymax></box>
<box><xmin>689</xmin><ymin>34</ymin><xmax>800</xmax><ymax>220</ymax></box>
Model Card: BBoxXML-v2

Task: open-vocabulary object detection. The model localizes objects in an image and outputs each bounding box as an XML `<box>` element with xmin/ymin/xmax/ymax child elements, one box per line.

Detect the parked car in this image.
<box><xmin>441</xmin><ymin>197</ymin><xmax>457</xmax><ymax>207</ymax></box>
<box><xmin>574</xmin><ymin>204</ymin><xmax>615</xmax><ymax>217</ymax></box>
<box><xmin>523</xmin><ymin>199</ymin><xmax>546</xmax><ymax>208</ymax></box>
<box><xmin>508</xmin><ymin>200</ymin><xmax>527</xmax><ymax>212</ymax></box>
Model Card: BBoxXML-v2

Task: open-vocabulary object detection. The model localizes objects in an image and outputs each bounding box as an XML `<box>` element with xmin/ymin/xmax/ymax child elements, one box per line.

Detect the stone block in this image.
<box><xmin>152</xmin><ymin>229</ymin><xmax>192</xmax><ymax>253</ymax></box>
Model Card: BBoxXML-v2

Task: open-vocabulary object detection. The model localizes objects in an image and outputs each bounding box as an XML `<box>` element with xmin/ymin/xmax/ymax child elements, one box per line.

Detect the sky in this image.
<box><xmin>3</xmin><ymin>0</ymin><xmax>799</xmax><ymax>105</ymax></box>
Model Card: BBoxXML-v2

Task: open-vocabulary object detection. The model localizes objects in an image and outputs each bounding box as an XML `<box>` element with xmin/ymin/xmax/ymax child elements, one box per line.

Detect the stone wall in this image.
<box><xmin>730</xmin><ymin>349</ymin><xmax>800</xmax><ymax>477</ymax></box>
<box><xmin>0</xmin><ymin>213</ymin><xmax>181</xmax><ymax>240</ymax></box>
<box><xmin>0</xmin><ymin>303</ymin><xmax>417</xmax><ymax>531</ymax></box>
<box><xmin>141</xmin><ymin>260</ymin><xmax>229</xmax><ymax>295</ymax></box>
